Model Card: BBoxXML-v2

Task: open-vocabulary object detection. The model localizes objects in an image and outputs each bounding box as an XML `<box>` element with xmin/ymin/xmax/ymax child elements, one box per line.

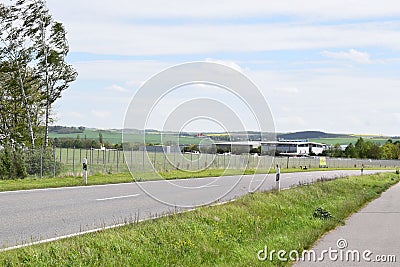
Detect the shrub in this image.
<box><xmin>24</xmin><ymin>148</ymin><xmax>63</xmax><ymax>176</ymax></box>
<box><xmin>0</xmin><ymin>146</ymin><xmax>27</xmax><ymax>180</ymax></box>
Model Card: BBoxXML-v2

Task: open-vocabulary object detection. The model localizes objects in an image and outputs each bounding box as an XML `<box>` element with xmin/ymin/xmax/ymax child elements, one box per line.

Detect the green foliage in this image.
<box><xmin>0</xmin><ymin>0</ymin><xmax>77</xmax><ymax>148</ymax></box>
<box><xmin>0</xmin><ymin>146</ymin><xmax>27</xmax><ymax>180</ymax></box>
<box><xmin>98</xmin><ymin>132</ymin><xmax>103</xmax><ymax>144</ymax></box>
<box><xmin>249</xmin><ymin>145</ymin><xmax>261</xmax><ymax>154</ymax></box>
<box><xmin>52</xmin><ymin>137</ymin><xmax>111</xmax><ymax>149</ymax></box>
<box><xmin>24</xmin><ymin>148</ymin><xmax>63</xmax><ymax>176</ymax></box>
<box><xmin>341</xmin><ymin>138</ymin><xmax>400</xmax><ymax>160</ymax></box>
<box><xmin>313</xmin><ymin>207</ymin><xmax>333</xmax><ymax>220</ymax></box>
<box><xmin>380</xmin><ymin>142</ymin><xmax>400</xmax><ymax>160</ymax></box>
<box><xmin>183</xmin><ymin>144</ymin><xmax>198</xmax><ymax>152</ymax></box>
<box><xmin>49</xmin><ymin>126</ymin><xmax>84</xmax><ymax>134</ymax></box>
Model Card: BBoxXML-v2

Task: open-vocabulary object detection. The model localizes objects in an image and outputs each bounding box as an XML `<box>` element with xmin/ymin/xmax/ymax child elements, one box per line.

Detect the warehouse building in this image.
<box><xmin>261</xmin><ymin>140</ymin><xmax>326</xmax><ymax>156</ymax></box>
<box><xmin>212</xmin><ymin>141</ymin><xmax>261</xmax><ymax>154</ymax></box>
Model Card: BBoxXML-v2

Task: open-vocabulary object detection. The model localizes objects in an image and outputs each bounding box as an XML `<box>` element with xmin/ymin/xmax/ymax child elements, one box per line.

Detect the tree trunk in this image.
<box><xmin>44</xmin><ymin>97</ymin><xmax>50</xmax><ymax>147</ymax></box>
<box><xmin>16</xmin><ymin>65</ymin><xmax>35</xmax><ymax>148</ymax></box>
<box><xmin>42</xmin><ymin>14</ymin><xmax>50</xmax><ymax>148</ymax></box>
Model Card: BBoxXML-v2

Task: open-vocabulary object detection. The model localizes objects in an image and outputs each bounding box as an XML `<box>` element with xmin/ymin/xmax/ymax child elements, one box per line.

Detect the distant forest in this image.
<box><xmin>49</xmin><ymin>126</ymin><xmax>85</xmax><ymax>134</ymax></box>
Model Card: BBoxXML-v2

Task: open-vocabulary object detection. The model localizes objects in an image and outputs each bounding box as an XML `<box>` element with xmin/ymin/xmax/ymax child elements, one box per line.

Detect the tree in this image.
<box><xmin>344</xmin><ymin>143</ymin><xmax>358</xmax><ymax>158</ymax></box>
<box><xmin>0</xmin><ymin>67</ymin><xmax>42</xmax><ymax>146</ymax></box>
<box><xmin>18</xmin><ymin>0</ymin><xmax>77</xmax><ymax>147</ymax></box>
<box><xmin>354</xmin><ymin>137</ymin><xmax>367</xmax><ymax>158</ymax></box>
<box><xmin>380</xmin><ymin>142</ymin><xmax>400</xmax><ymax>160</ymax></box>
<box><xmin>0</xmin><ymin>2</ymin><xmax>38</xmax><ymax>148</ymax></box>
<box><xmin>99</xmin><ymin>132</ymin><xmax>103</xmax><ymax>144</ymax></box>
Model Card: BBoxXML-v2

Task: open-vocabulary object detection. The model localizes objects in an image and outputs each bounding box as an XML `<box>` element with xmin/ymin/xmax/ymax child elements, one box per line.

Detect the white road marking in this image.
<box><xmin>0</xmin><ymin>170</ymin><xmax>390</xmax><ymax>252</ymax></box>
<box><xmin>96</xmin><ymin>194</ymin><xmax>140</xmax><ymax>201</ymax></box>
<box><xmin>202</xmin><ymin>184</ymin><xmax>219</xmax><ymax>188</ymax></box>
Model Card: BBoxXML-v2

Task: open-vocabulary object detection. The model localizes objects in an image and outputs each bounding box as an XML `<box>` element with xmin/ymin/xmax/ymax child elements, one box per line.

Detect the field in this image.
<box><xmin>48</xmin><ymin>129</ymin><xmax>203</xmax><ymax>145</ymax></box>
<box><xmin>1</xmin><ymin>172</ymin><xmax>398</xmax><ymax>266</ymax></box>
<box><xmin>310</xmin><ymin>137</ymin><xmax>399</xmax><ymax>145</ymax></box>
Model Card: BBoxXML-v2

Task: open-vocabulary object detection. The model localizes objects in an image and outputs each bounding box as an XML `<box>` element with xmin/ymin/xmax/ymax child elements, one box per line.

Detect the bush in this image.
<box><xmin>24</xmin><ymin>148</ymin><xmax>63</xmax><ymax>176</ymax></box>
<box><xmin>0</xmin><ymin>146</ymin><xmax>27</xmax><ymax>180</ymax></box>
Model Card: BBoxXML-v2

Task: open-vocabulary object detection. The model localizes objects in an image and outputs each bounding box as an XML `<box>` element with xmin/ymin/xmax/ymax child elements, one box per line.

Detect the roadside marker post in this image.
<box><xmin>83</xmin><ymin>158</ymin><xmax>88</xmax><ymax>185</ymax></box>
<box><xmin>276</xmin><ymin>164</ymin><xmax>281</xmax><ymax>191</ymax></box>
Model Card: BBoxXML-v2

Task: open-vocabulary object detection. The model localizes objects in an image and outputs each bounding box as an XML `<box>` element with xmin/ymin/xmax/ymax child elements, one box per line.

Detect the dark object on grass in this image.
<box><xmin>313</xmin><ymin>207</ymin><xmax>333</xmax><ymax>220</ymax></box>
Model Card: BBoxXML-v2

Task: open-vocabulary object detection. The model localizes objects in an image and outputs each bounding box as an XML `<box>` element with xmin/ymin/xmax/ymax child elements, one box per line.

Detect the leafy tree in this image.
<box><xmin>0</xmin><ymin>2</ymin><xmax>39</xmax><ymax>148</ymax></box>
<box><xmin>344</xmin><ymin>143</ymin><xmax>358</xmax><ymax>158</ymax></box>
<box><xmin>354</xmin><ymin>137</ymin><xmax>367</xmax><ymax>158</ymax></box>
<box><xmin>329</xmin><ymin>143</ymin><xmax>343</xmax><ymax>157</ymax></box>
<box><xmin>18</xmin><ymin>0</ymin><xmax>77</xmax><ymax>147</ymax></box>
<box><xmin>380</xmin><ymin>142</ymin><xmax>400</xmax><ymax>160</ymax></box>
<box><xmin>366</xmin><ymin>142</ymin><xmax>381</xmax><ymax>159</ymax></box>
<box><xmin>99</xmin><ymin>132</ymin><xmax>103</xmax><ymax>144</ymax></box>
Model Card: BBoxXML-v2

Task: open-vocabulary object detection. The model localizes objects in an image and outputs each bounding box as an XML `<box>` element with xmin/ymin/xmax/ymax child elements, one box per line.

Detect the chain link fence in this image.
<box><xmin>25</xmin><ymin>146</ymin><xmax>400</xmax><ymax>178</ymax></box>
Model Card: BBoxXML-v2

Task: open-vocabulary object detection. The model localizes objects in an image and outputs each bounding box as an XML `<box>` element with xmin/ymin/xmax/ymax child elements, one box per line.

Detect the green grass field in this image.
<box><xmin>1</xmin><ymin>172</ymin><xmax>398</xmax><ymax>266</ymax></box>
<box><xmin>48</xmin><ymin>129</ymin><xmax>203</xmax><ymax>145</ymax></box>
<box><xmin>310</xmin><ymin>137</ymin><xmax>400</xmax><ymax>145</ymax></box>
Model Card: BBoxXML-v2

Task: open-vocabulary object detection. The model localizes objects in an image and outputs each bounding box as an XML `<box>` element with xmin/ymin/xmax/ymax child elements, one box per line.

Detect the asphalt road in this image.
<box><xmin>0</xmin><ymin>170</ymin><xmax>388</xmax><ymax>250</ymax></box>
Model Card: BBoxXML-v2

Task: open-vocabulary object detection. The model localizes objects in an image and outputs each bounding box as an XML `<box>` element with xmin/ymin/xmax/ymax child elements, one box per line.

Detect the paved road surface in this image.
<box><xmin>0</xmin><ymin>170</ymin><xmax>388</xmax><ymax>250</ymax></box>
<box><xmin>295</xmin><ymin>177</ymin><xmax>400</xmax><ymax>266</ymax></box>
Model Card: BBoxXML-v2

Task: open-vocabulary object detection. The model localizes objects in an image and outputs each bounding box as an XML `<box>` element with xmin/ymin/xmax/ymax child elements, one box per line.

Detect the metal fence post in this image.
<box><xmin>131</xmin><ymin>147</ymin><xmax>133</xmax><ymax>172</ymax></box>
<box><xmin>53</xmin><ymin>145</ymin><xmax>56</xmax><ymax>177</ymax></box>
<box><xmin>223</xmin><ymin>154</ymin><xmax>226</xmax><ymax>169</ymax></box>
<box><xmin>173</xmin><ymin>150</ymin><xmax>176</xmax><ymax>169</ymax></box>
<box><xmin>103</xmin><ymin>149</ymin><xmax>106</xmax><ymax>174</ymax></box>
<box><xmin>153</xmin><ymin>148</ymin><xmax>156</xmax><ymax>172</ymax></box>
<box><xmin>142</xmin><ymin>149</ymin><xmax>145</xmax><ymax>172</ymax></box>
<box><xmin>72</xmin><ymin>146</ymin><xmax>75</xmax><ymax>176</ymax></box>
<box><xmin>117</xmin><ymin>149</ymin><xmax>119</xmax><ymax>173</ymax></box>
<box><xmin>163</xmin><ymin>152</ymin><xmax>166</xmax><ymax>172</ymax></box>
<box><xmin>40</xmin><ymin>146</ymin><xmax>43</xmax><ymax>178</ymax></box>
<box><xmin>90</xmin><ymin>147</ymin><xmax>93</xmax><ymax>175</ymax></box>
<box><xmin>79</xmin><ymin>148</ymin><xmax>82</xmax><ymax>165</ymax></box>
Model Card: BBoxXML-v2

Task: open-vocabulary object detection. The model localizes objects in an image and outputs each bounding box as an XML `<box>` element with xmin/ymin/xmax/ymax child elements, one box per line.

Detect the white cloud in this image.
<box><xmin>392</xmin><ymin>113</ymin><xmax>400</xmax><ymax>121</ymax></box>
<box><xmin>321</xmin><ymin>49</ymin><xmax>372</xmax><ymax>63</ymax></box>
<box><xmin>43</xmin><ymin>1</ymin><xmax>400</xmax><ymax>135</ymax></box>
<box><xmin>276</xmin><ymin>116</ymin><xmax>307</xmax><ymax>130</ymax></box>
<box><xmin>204</xmin><ymin>58</ymin><xmax>243</xmax><ymax>72</ymax></box>
<box><xmin>107</xmin><ymin>84</ymin><xmax>129</xmax><ymax>93</ymax></box>
<box><xmin>48</xmin><ymin>0</ymin><xmax>400</xmax><ymax>22</ymax></box>
<box><xmin>69</xmin><ymin>111</ymin><xmax>84</xmax><ymax>118</ymax></box>
<box><xmin>91</xmin><ymin>110</ymin><xmax>111</xmax><ymax>119</ymax></box>
<box><xmin>73</xmin><ymin>60</ymin><xmax>172</xmax><ymax>81</ymax></box>
<box><xmin>56</xmin><ymin>59</ymin><xmax>400</xmax><ymax>135</ymax></box>
<box><xmin>62</xmin><ymin>22</ymin><xmax>400</xmax><ymax>56</ymax></box>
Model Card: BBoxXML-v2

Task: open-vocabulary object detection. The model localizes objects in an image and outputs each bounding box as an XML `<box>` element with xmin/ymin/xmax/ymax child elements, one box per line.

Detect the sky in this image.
<box><xmin>46</xmin><ymin>0</ymin><xmax>400</xmax><ymax>135</ymax></box>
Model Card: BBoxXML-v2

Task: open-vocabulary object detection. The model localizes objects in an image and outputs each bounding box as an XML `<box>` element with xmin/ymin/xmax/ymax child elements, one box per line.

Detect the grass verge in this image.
<box><xmin>1</xmin><ymin>172</ymin><xmax>398</xmax><ymax>266</ymax></box>
<box><xmin>0</xmin><ymin>167</ymin><xmax>373</xmax><ymax>192</ymax></box>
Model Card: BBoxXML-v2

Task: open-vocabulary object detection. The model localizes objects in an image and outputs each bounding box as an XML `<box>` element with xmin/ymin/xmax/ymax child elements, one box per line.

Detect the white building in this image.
<box><xmin>261</xmin><ymin>141</ymin><xmax>326</xmax><ymax>156</ymax></box>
